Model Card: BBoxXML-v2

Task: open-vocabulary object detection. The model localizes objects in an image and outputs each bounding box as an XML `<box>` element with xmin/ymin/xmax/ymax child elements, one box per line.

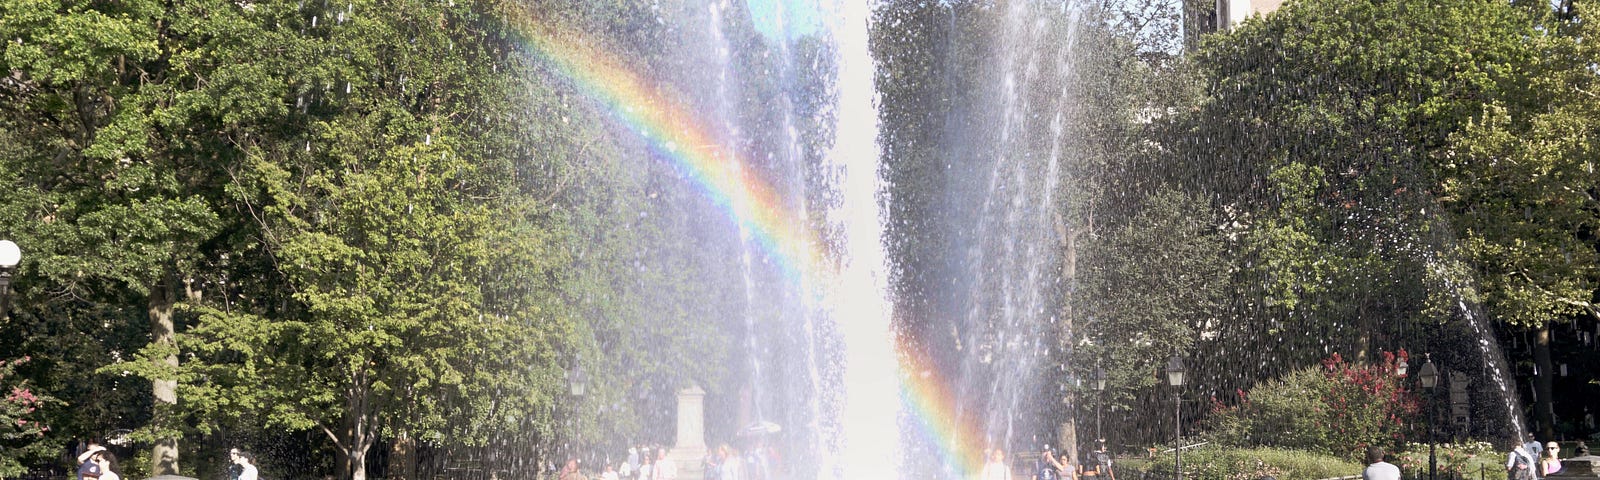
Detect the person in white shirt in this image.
<box><xmin>1361</xmin><ymin>446</ymin><xmax>1401</xmax><ymax>480</ymax></box>
<box><xmin>234</xmin><ymin>451</ymin><xmax>260</xmax><ymax>480</ymax></box>
<box><xmin>653</xmin><ymin>448</ymin><xmax>678</xmax><ymax>480</ymax></box>
<box><xmin>981</xmin><ymin>448</ymin><xmax>1013</xmax><ymax>480</ymax></box>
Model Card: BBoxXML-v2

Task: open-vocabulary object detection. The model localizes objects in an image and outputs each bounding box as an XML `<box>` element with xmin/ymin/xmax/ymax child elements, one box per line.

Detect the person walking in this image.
<box><xmin>1080</xmin><ymin>443</ymin><xmax>1113</xmax><ymax>480</ymax></box>
<box><xmin>1540</xmin><ymin>442</ymin><xmax>1562</xmax><ymax>476</ymax></box>
<box><xmin>233</xmin><ymin>451</ymin><xmax>260</xmax><ymax>480</ymax></box>
<box><xmin>1361</xmin><ymin>446</ymin><xmax>1400</xmax><ymax>480</ymax></box>
<box><xmin>981</xmin><ymin>448</ymin><xmax>1012</xmax><ymax>480</ymax></box>
<box><xmin>1507</xmin><ymin>443</ymin><xmax>1538</xmax><ymax>480</ymax></box>
<box><xmin>653</xmin><ymin>448</ymin><xmax>678</xmax><ymax>480</ymax></box>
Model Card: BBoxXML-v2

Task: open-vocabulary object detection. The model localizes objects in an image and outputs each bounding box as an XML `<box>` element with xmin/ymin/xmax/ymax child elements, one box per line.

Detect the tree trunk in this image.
<box><xmin>350</xmin><ymin>442</ymin><xmax>370</xmax><ymax>480</ymax></box>
<box><xmin>1533</xmin><ymin>325</ymin><xmax>1555</xmax><ymax>439</ymax></box>
<box><xmin>150</xmin><ymin>274</ymin><xmax>181</xmax><ymax>476</ymax></box>
<box><xmin>341</xmin><ymin>373</ymin><xmax>376</xmax><ymax>480</ymax></box>
<box><xmin>390</xmin><ymin>433</ymin><xmax>416</xmax><ymax>480</ymax></box>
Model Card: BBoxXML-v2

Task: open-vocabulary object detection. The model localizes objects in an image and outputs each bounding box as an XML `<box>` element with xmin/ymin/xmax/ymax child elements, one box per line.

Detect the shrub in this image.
<box><xmin>1140</xmin><ymin>446</ymin><xmax>1362</xmax><ymax>480</ymax></box>
<box><xmin>1</xmin><ymin>356</ymin><xmax>53</xmax><ymax>478</ymax></box>
<box><xmin>1208</xmin><ymin>351</ymin><xmax>1421</xmax><ymax>459</ymax></box>
<box><xmin>1397</xmin><ymin>441</ymin><xmax>1497</xmax><ymax>478</ymax></box>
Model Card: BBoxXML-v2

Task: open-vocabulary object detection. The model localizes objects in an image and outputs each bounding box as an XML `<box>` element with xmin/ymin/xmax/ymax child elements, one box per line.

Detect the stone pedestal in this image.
<box><xmin>668</xmin><ymin>385</ymin><xmax>708</xmax><ymax>479</ymax></box>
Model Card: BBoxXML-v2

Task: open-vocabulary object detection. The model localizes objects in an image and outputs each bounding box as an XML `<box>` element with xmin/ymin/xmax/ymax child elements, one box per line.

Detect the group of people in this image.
<box><xmin>1361</xmin><ymin>433</ymin><xmax>1568</xmax><ymax>480</ymax></box>
<box><xmin>556</xmin><ymin>441</ymin><xmax>780</xmax><ymax>480</ymax></box>
<box><xmin>975</xmin><ymin>442</ymin><xmax>1116</xmax><ymax>480</ymax></box>
<box><xmin>68</xmin><ymin>438</ymin><xmax>261</xmax><ymax>480</ymax></box>
<box><xmin>559</xmin><ymin>444</ymin><xmax>678</xmax><ymax>480</ymax></box>
<box><xmin>1507</xmin><ymin>434</ymin><xmax>1564</xmax><ymax>480</ymax></box>
<box><xmin>702</xmin><ymin>442</ymin><xmax>777</xmax><ymax>480</ymax></box>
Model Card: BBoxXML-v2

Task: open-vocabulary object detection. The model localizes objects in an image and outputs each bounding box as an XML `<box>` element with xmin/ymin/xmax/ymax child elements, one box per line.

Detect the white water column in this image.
<box><xmin>823</xmin><ymin>0</ymin><xmax>903</xmax><ymax>479</ymax></box>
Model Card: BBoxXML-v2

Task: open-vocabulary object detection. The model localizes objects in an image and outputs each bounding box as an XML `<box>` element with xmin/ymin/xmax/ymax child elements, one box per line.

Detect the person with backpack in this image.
<box><xmin>1507</xmin><ymin>442</ymin><xmax>1538</xmax><ymax>480</ymax></box>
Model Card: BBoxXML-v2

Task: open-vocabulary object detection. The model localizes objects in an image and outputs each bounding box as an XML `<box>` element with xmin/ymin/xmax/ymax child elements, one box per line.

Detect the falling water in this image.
<box><xmin>704</xmin><ymin>0</ymin><xmax>773</xmax><ymax>428</ymax></box>
<box><xmin>820</xmin><ymin>1</ymin><xmax>903</xmax><ymax>478</ymax></box>
<box><xmin>955</xmin><ymin>0</ymin><xmax>1077</xmax><ymax>456</ymax></box>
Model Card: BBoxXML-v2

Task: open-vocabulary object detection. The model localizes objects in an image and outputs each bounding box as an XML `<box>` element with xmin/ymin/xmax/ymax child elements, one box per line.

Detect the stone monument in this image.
<box><xmin>668</xmin><ymin>385</ymin><xmax>708</xmax><ymax>479</ymax></box>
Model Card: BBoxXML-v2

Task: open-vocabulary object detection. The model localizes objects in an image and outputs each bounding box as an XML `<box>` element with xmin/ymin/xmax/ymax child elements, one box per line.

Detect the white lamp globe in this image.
<box><xmin>0</xmin><ymin>240</ymin><xmax>20</xmax><ymax>268</ymax></box>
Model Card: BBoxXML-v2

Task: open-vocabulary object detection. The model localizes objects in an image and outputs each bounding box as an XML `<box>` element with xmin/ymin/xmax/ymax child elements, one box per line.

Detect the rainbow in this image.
<box><xmin>901</xmin><ymin>342</ymin><xmax>994</xmax><ymax>477</ymax></box>
<box><xmin>517</xmin><ymin>21</ymin><xmax>826</xmax><ymax>285</ymax></box>
<box><xmin>513</xmin><ymin>13</ymin><xmax>1002</xmax><ymax>480</ymax></box>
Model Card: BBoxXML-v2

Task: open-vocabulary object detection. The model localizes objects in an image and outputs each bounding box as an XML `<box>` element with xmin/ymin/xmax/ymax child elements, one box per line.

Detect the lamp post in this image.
<box><xmin>1166</xmin><ymin>355</ymin><xmax>1188</xmax><ymax>480</ymax></box>
<box><xmin>1093</xmin><ymin>366</ymin><xmax>1107</xmax><ymax>443</ymax></box>
<box><xmin>0</xmin><ymin>240</ymin><xmax>20</xmax><ymax>319</ymax></box>
<box><xmin>1418</xmin><ymin>355</ymin><xmax>1439</xmax><ymax>480</ymax></box>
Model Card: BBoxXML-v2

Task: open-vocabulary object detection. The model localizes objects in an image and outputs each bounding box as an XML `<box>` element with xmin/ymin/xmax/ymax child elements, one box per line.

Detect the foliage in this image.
<box><xmin>0</xmin><ymin>357</ymin><xmax>54</xmax><ymax>478</ymax></box>
<box><xmin>1078</xmin><ymin>188</ymin><xmax>1231</xmax><ymax>393</ymax></box>
<box><xmin>1208</xmin><ymin>352</ymin><xmax>1419</xmax><ymax>458</ymax></box>
<box><xmin>1396</xmin><ymin>441</ymin><xmax>1497</xmax><ymax>479</ymax></box>
<box><xmin>1139</xmin><ymin>446</ymin><xmax>1361</xmax><ymax>480</ymax></box>
<box><xmin>1438</xmin><ymin>1</ymin><xmax>1600</xmax><ymax>329</ymax></box>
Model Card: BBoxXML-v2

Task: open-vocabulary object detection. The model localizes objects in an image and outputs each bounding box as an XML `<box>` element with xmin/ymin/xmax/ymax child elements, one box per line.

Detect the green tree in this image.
<box><xmin>167</xmin><ymin>1</ymin><xmax>579</xmax><ymax>478</ymax></box>
<box><xmin>0</xmin><ymin>0</ymin><xmax>260</xmax><ymax>471</ymax></box>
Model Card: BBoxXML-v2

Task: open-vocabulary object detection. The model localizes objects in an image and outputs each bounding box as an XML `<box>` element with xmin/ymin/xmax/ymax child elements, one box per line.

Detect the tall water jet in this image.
<box><xmin>819</xmin><ymin>1</ymin><xmax>903</xmax><ymax>478</ymax></box>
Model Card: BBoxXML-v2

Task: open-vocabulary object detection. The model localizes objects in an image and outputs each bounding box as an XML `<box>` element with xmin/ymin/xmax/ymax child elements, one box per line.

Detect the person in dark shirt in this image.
<box><xmin>228</xmin><ymin>448</ymin><xmax>244</xmax><ymax>480</ymax></box>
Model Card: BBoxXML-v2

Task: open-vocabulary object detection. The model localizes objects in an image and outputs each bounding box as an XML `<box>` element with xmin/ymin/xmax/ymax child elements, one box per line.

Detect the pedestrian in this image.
<box><xmin>234</xmin><ymin>451</ymin><xmax>259</xmax><ymax>480</ymax></box>
<box><xmin>1541</xmin><ymin>442</ymin><xmax>1562</xmax><ymax>476</ymax></box>
<box><xmin>718</xmin><ymin>444</ymin><xmax>741</xmax><ymax>480</ymax></box>
<box><xmin>1033</xmin><ymin>446</ymin><xmax>1067</xmax><ymax>480</ymax></box>
<box><xmin>1361</xmin><ymin>446</ymin><xmax>1400</xmax><ymax>480</ymax></box>
<box><xmin>600</xmin><ymin>463</ymin><xmax>620</xmax><ymax>480</ymax></box>
<box><xmin>559</xmin><ymin>458</ymin><xmax>584</xmax><ymax>480</ymax></box>
<box><xmin>95</xmin><ymin>451</ymin><xmax>120</xmax><ymax>480</ymax></box>
<box><xmin>980</xmin><ymin>448</ymin><xmax>1012</xmax><ymax>480</ymax></box>
<box><xmin>1079</xmin><ymin>443</ymin><xmax>1111</xmax><ymax>479</ymax></box>
<box><xmin>653</xmin><ymin>448</ymin><xmax>678</xmax><ymax>480</ymax></box>
<box><xmin>1507</xmin><ymin>443</ymin><xmax>1537</xmax><ymax>480</ymax></box>
<box><xmin>1091</xmin><ymin>441</ymin><xmax>1114</xmax><ymax>480</ymax></box>
<box><xmin>76</xmin><ymin>445</ymin><xmax>105</xmax><ymax>480</ymax></box>
<box><xmin>227</xmin><ymin>448</ymin><xmax>245</xmax><ymax>480</ymax></box>
<box><xmin>1523</xmin><ymin>434</ymin><xmax>1544</xmax><ymax>462</ymax></box>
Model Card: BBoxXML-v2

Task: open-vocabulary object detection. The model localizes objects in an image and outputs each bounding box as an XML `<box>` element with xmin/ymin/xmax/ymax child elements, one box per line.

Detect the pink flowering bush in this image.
<box><xmin>1208</xmin><ymin>351</ymin><xmax>1421</xmax><ymax>460</ymax></box>
<box><xmin>1</xmin><ymin>356</ymin><xmax>53</xmax><ymax>478</ymax></box>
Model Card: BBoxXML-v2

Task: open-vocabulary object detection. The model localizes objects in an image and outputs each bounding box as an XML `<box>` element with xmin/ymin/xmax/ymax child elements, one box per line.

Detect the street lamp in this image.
<box><xmin>0</xmin><ymin>240</ymin><xmax>20</xmax><ymax>319</ymax></box>
<box><xmin>1418</xmin><ymin>355</ymin><xmax>1440</xmax><ymax>480</ymax></box>
<box><xmin>1093</xmin><ymin>366</ymin><xmax>1107</xmax><ymax>442</ymax></box>
<box><xmin>568</xmin><ymin>361</ymin><xmax>587</xmax><ymax>397</ymax></box>
<box><xmin>1396</xmin><ymin>355</ymin><xmax>1409</xmax><ymax>378</ymax></box>
<box><xmin>1166</xmin><ymin>355</ymin><xmax>1188</xmax><ymax>480</ymax></box>
<box><xmin>566</xmin><ymin>361</ymin><xmax>586</xmax><ymax>468</ymax></box>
